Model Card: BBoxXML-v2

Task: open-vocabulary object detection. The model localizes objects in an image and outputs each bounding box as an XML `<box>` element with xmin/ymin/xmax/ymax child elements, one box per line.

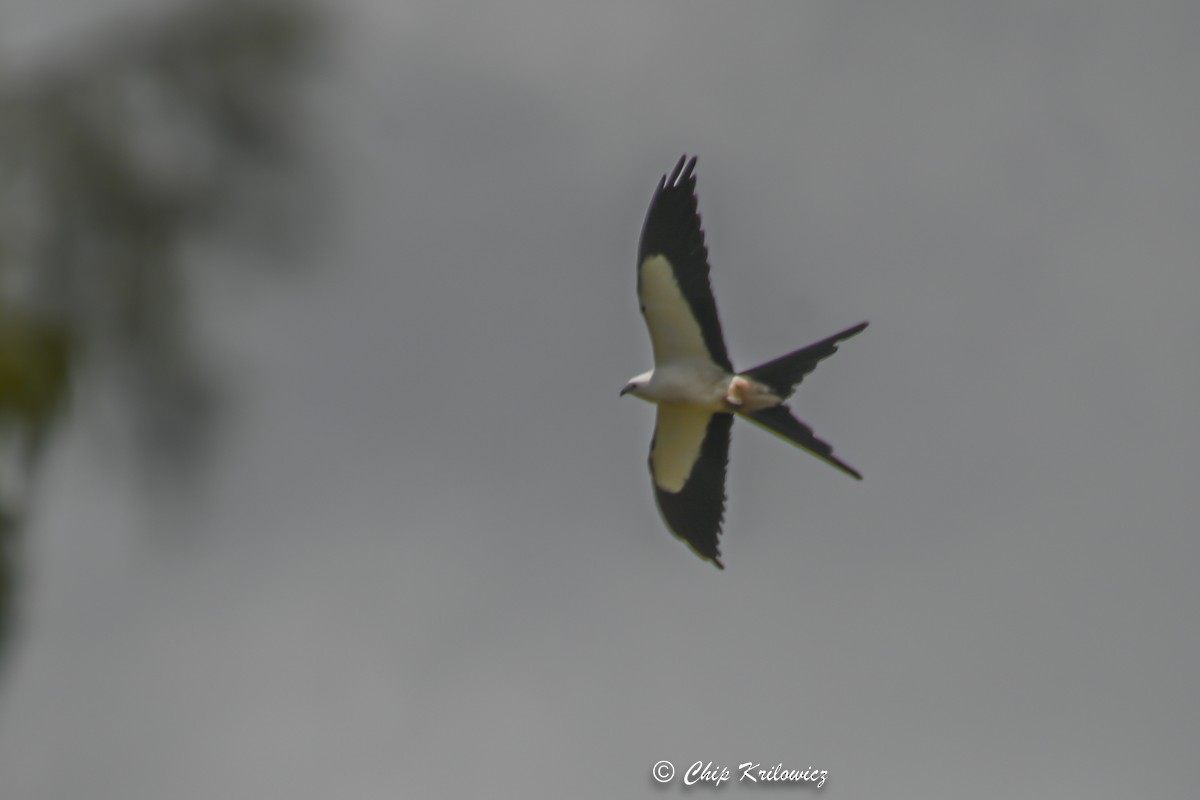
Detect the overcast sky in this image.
<box><xmin>2</xmin><ymin>1</ymin><xmax>1198</xmax><ymax>798</ymax></box>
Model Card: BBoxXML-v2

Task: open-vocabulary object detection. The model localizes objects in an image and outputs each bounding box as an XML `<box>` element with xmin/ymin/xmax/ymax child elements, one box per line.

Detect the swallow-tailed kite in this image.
<box><xmin>621</xmin><ymin>155</ymin><xmax>866</xmax><ymax>569</ymax></box>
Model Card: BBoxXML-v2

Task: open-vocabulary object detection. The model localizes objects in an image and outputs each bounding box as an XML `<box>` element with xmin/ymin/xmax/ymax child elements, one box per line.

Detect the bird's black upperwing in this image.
<box><xmin>637</xmin><ymin>155</ymin><xmax>733</xmax><ymax>373</ymax></box>
<box><xmin>649</xmin><ymin>408</ymin><xmax>734</xmax><ymax>569</ymax></box>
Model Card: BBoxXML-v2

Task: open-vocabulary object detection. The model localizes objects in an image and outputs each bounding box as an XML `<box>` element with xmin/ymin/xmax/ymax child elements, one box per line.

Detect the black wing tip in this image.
<box><xmin>663</xmin><ymin>154</ymin><xmax>698</xmax><ymax>189</ymax></box>
<box><xmin>644</xmin><ymin>154</ymin><xmax>701</xmax><ymax>231</ymax></box>
<box><xmin>672</xmin><ymin>153</ymin><xmax>696</xmax><ymax>173</ymax></box>
<box><xmin>656</xmin><ymin>490</ymin><xmax>729</xmax><ymax>570</ymax></box>
<box><xmin>673</xmin><ymin>526</ymin><xmax>726</xmax><ymax>570</ymax></box>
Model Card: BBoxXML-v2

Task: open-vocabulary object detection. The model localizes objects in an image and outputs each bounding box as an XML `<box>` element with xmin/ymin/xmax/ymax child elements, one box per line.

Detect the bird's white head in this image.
<box><xmin>620</xmin><ymin>370</ymin><xmax>654</xmax><ymax>400</ymax></box>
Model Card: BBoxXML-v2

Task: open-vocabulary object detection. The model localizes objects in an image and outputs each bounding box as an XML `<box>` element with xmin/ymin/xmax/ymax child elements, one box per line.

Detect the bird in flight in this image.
<box><xmin>621</xmin><ymin>155</ymin><xmax>866</xmax><ymax>569</ymax></box>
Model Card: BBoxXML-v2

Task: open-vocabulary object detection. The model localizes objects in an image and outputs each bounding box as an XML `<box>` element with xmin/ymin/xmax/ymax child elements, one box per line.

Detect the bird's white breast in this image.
<box><xmin>645</xmin><ymin>361</ymin><xmax>731</xmax><ymax>410</ymax></box>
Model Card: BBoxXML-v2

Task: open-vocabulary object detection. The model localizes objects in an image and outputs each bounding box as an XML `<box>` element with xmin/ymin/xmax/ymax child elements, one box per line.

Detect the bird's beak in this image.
<box><xmin>619</xmin><ymin>384</ymin><xmax>634</xmax><ymax>397</ymax></box>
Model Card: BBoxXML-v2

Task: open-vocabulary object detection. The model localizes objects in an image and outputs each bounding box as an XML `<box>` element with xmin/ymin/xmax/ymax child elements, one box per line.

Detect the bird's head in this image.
<box><xmin>620</xmin><ymin>370</ymin><xmax>654</xmax><ymax>400</ymax></box>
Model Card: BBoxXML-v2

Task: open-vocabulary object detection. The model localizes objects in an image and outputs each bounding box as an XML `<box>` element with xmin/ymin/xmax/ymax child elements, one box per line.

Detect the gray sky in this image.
<box><xmin>2</xmin><ymin>1</ymin><xmax>1199</xmax><ymax>797</ymax></box>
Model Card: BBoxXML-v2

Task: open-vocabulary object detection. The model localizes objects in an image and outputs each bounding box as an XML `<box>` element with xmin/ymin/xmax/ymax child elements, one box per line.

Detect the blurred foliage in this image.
<box><xmin>0</xmin><ymin>308</ymin><xmax>73</xmax><ymax>442</ymax></box>
<box><xmin>0</xmin><ymin>0</ymin><xmax>321</xmax><ymax>667</ymax></box>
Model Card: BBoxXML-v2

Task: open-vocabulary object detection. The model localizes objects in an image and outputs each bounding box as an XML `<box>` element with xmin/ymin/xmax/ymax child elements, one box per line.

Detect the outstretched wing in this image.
<box><xmin>637</xmin><ymin>155</ymin><xmax>733</xmax><ymax>373</ymax></box>
<box><xmin>649</xmin><ymin>407</ymin><xmax>733</xmax><ymax>569</ymax></box>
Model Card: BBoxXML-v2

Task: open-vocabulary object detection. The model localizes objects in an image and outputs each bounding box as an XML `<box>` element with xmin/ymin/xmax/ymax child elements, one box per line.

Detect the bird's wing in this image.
<box><xmin>637</xmin><ymin>155</ymin><xmax>733</xmax><ymax>373</ymax></box>
<box><xmin>649</xmin><ymin>406</ymin><xmax>733</xmax><ymax>569</ymax></box>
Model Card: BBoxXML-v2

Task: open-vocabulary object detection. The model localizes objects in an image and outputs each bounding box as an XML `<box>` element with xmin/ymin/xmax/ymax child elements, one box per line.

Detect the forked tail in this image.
<box><xmin>742</xmin><ymin>406</ymin><xmax>862</xmax><ymax>480</ymax></box>
<box><xmin>743</xmin><ymin>321</ymin><xmax>868</xmax><ymax>400</ymax></box>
